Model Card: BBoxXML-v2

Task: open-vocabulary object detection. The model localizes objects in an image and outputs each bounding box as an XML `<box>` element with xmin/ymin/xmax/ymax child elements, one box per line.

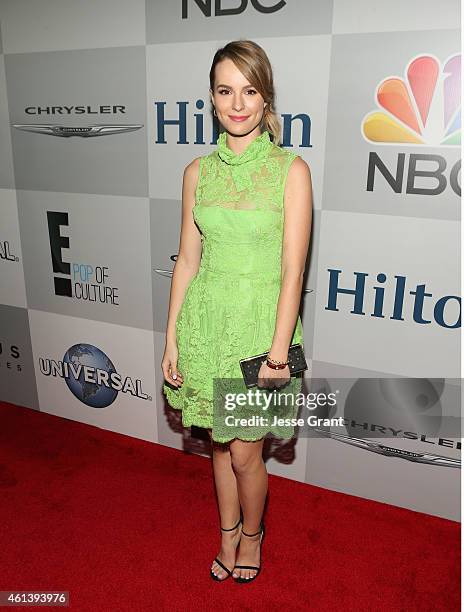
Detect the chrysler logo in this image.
<box><xmin>12</xmin><ymin>124</ymin><xmax>143</xmax><ymax>138</ymax></box>
<box><xmin>313</xmin><ymin>428</ymin><xmax>460</xmax><ymax>468</ymax></box>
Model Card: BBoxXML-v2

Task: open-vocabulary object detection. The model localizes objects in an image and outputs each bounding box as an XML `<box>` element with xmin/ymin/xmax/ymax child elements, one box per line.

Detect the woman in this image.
<box><xmin>162</xmin><ymin>39</ymin><xmax>312</xmax><ymax>583</ymax></box>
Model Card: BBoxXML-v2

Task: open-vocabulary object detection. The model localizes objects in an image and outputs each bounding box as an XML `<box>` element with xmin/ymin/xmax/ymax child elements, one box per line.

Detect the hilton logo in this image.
<box><xmin>326</xmin><ymin>269</ymin><xmax>461</xmax><ymax>329</ymax></box>
<box><xmin>153</xmin><ymin>100</ymin><xmax>312</xmax><ymax>148</ymax></box>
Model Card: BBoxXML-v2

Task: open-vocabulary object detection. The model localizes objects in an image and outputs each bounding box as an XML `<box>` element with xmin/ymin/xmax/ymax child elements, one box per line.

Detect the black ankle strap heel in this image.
<box><xmin>220</xmin><ymin>516</ymin><xmax>242</xmax><ymax>532</ymax></box>
<box><xmin>210</xmin><ymin>513</ymin><xmax>243</xmax><ymax>582</ymax></box>
<box><xmin>241</xmin><ymin>525</ymin><xmax>262</xmax><ymax>537</ymax></box>
<box><xmin>233</xmin><ymin>520</ymin><xmax>265</xmax><ymax>583</ymax></box>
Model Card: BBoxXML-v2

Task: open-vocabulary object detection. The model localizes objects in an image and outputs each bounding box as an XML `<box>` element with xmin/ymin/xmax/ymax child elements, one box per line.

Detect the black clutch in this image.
<box><xmin>239</xmin><ymin>343</ymin><xmax>308</xmax><ymax>389</ymax></box>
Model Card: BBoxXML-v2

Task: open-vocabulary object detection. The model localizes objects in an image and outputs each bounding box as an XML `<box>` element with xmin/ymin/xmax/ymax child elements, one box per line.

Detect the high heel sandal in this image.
<box><xmin>210</xmin><ymin>515</ymin><xmax>243</xmax><ymax>581</ymax></box>
<box><xmin>233</xmin><ymin>521</ymin><xmax>265</xmax><ymax>583</ymax></box>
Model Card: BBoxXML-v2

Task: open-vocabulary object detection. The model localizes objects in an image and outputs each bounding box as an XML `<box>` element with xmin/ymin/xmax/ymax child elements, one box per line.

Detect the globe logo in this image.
<box><xmin>63</xmin><ymin>343</ymin><xmax>118</xmax><ymax>408</ymax></box>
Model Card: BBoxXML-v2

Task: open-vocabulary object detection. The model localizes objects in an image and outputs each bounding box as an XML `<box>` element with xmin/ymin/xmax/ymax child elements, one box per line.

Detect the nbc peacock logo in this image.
<box><xmin>362</xmin><ymin>54</ymin><xmax>460</xmax><ymax>147</ymax></box>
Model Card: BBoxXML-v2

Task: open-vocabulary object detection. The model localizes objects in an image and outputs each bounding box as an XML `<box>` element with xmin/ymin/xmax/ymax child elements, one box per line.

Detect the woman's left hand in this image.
<box><xmin>257</xmin><ymin>361</ymin><xmax>290</xmax><ymax>390</ymax></box>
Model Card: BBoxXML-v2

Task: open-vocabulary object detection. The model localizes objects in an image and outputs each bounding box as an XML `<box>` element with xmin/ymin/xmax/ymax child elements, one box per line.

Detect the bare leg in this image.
<box><xmin>229</xmin><ymin>438</ymin><xmax>267</xmax><ymax>581</ymax></box>
<box><xmin>208</xmin><ymin>430</ymin><xmax>242</xmax><ymax>580</ymax></box>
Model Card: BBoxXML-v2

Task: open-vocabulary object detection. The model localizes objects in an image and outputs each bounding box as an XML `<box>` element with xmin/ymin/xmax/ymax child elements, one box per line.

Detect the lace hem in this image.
<box><xmin>163</xmin><ymin>374</ymin><xmax>303</xmax><ymax>444</ymax></box>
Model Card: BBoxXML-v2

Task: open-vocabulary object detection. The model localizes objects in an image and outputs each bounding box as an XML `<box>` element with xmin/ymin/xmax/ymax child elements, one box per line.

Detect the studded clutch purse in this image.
<box><xmin>239</xmin><ymin>343</ymin><xmax>308</xmax><ymax>389</ymax></box>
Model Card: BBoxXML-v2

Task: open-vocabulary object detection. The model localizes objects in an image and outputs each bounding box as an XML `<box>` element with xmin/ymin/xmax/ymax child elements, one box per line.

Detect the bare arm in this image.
<box><xmin>268</xmin><ymin>156</ymin><xmax>313</xmax><ymax>362</ymax></box>
<box><xmin>164</xmin><ymin>157</ymin><xmax>203</xmax><ymax>347</ymax></box>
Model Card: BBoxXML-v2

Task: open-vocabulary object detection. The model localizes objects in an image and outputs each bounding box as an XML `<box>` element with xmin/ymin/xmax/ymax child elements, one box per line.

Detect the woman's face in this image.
<box><xmin>210</xmin><ymin>58</ymin><xmax>266</xmax><ymax>135</ymax></box>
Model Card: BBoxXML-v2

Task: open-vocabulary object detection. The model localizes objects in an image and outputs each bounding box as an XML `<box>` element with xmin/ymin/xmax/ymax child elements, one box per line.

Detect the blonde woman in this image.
<box><xmin>162</xmin><ymin>40</ymin><xmax>312</xmax><ymax>583</ymax></box>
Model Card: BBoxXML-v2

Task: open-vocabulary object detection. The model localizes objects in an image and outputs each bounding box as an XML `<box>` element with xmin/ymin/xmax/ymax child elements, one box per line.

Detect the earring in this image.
<box><xmin>213</xmin><ymin>108</ymin><xmax>217</xmax><ymax>117</ymax></box>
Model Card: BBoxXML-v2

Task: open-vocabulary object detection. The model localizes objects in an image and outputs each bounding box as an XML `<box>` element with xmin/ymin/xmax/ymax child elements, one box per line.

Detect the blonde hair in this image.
<box><xmin>209</xmin><ymin>39</ymin><xmax>282</xmax><ymax>146</ymax></box>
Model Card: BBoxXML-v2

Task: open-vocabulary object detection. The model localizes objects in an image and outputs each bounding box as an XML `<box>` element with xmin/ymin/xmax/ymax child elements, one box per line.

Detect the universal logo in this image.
<box><xmin>38</xmin><ymin>343</ymin><xmax>151</xmax><ymax>408</ymax></box>
<box><xmin>362</xmin><ymin>54</ymin><xmax>461</xmax><ymax>196</ymax></box>
<box><xmin>47</xmin><ymin>211</ymin><xmax>119</xmax><ymax>305</ymax></box>
<box><xmin>181</xmin><ymin>0</ymin><xmax>286</xmax><ymax>18</ymax></box>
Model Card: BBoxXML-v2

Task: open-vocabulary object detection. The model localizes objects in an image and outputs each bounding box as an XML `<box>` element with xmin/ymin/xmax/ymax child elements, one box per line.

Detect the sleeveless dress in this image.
<box><xmin>162</xmin><ymin>130</ymin><xmax>304</xmax><ymax>443</ymax></box>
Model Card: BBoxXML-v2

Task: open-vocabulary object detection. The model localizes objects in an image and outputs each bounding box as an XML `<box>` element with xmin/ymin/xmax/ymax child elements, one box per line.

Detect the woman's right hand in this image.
<box><xmin>162</xmin><ymin>342</ymin><xmax>184</xmax><ymax>388</ymax></box>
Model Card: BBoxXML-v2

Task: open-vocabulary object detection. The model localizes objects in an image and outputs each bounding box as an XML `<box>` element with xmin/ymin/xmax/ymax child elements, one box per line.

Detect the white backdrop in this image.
<box><xmin>0</xmin><ymin>0</ymin><xmax>461</xmax><ymax>521</ymax></box>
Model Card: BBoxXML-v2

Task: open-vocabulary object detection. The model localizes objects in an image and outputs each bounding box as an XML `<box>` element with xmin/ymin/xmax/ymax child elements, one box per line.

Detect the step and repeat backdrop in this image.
<box><xmin>0</xmin><ymin>1</ymin><xmax>461</xmax><ymax>520</ymax></box>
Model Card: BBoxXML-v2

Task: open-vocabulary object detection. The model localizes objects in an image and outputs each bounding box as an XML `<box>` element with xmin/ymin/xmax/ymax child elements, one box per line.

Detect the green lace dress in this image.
<box><xmin>163</xmin><ymin>130</ymin><xmax>304</xmax><ymax>443</ymax></box>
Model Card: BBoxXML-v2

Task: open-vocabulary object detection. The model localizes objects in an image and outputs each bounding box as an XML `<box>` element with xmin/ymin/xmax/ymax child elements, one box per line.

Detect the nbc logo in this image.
<box><xmin>363</xmin><ymin>54</ymin><xmax>461</xmax><ymax>196</ymax></box>
<box><xmin>362</xmin><ymin>54</ymin><xmax>460</xmax><ymax>146</ymax></box>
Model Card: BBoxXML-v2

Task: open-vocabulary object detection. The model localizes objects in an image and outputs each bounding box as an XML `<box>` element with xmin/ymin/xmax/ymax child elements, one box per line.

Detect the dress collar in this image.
<box><xmin>216</xmin><ymin>130</ymin><xmax>272</xmax><ymax>165</ymax></box>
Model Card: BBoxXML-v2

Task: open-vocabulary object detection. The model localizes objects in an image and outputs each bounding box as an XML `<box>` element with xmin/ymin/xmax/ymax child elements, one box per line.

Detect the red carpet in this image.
<box><xmin>0</xmin><ymin>401</ymin><xmax>460</xmax><ymax>611</ymax></box>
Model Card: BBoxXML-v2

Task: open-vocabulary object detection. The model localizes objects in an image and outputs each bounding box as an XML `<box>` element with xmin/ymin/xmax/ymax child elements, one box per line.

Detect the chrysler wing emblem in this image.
<box><xmin>12</xmin><ymin>124</ymin><xmax>143</xmax><ymax>137</ymax></box>
<box><xmin>154</xmin><ymin>268</ymin><xmax>174</xmax><ymax>278</ymax></box>
<box><xmin>312</xmin><ymin>427</ymin><xmax>460</xmax><ymax>468</ymax></box>
<box><xmin>154</xmin><ymin>267</ymin><xmax>315</xmax><ymax>294</ymax></box>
